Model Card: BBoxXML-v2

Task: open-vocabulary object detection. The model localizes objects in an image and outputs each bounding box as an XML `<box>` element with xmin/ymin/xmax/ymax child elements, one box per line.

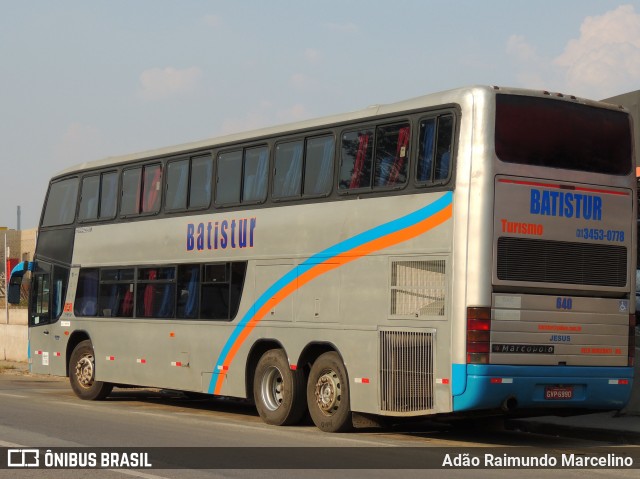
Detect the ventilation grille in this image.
<box><xmin>497</xmin><ymin>237</ymin><xmax>627</xmax><ymax>287</ymax></box>
<box><xmin>391</xmin><ymin>260</ymin><xmax>446</xmax><ymax>317</ymax></box>
<box><xmin>380</xmin><ymin>330</ymin><xmax>434</xmax><ymax>413</ymax></box>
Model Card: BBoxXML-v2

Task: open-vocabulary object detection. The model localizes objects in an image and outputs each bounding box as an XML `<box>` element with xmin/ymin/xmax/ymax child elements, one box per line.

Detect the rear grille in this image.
<box><xmin>380</xmin><ymin>330</ymin><xmax>434</xmax><ymax>413</ymax></box>
<box><xmin>497</xmin><ymin>237</ymin><xmax>627</xmax><ymax>287</ymax></box>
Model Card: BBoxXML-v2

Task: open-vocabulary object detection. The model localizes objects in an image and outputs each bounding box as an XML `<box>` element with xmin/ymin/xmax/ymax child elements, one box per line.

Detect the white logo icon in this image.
<box><xmin>7</xmin><ymin>449</ymin><xmax>40</xmax><ymax>468</ymax></box>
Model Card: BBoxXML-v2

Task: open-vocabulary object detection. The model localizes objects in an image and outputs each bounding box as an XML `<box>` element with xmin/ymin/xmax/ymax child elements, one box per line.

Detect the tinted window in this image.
<box><xmin>190</xmin><ymin>156</ymin><xmax>213</xmax><ymax>209</ymax></box>
<box><xmin>417</xmin><ymin>114</ymin><xmax>454</xmax><ymax>184</ymax></box>
<box><xmin>201</xmin><ymin>262</ymin><xmax>247</xmax><ymax>320</ymax></box>
<box><xmin>304</xmin><ymin>136</ymin><xmax>334</xmax><ymax>196</ymax></box>
<box><xmin>166</xmin><ymin>160</ymin><xmax>189</xmax><ymax>211</ymax></box>
<box><xmin>136</xmin><ymin>267</ymin><xmax>175</xmax><ymax>318</ymax></box>
<box><xmin>42</xmin><ymin>178</ymin><xmax>79</xmax><ymax>227</ymax></box>
<box><xmin>100</xmin><ymin>172</ymin><xmax>118</xmax><ymax>218</ymax></box>
<box><xmin>243</xmin><ymin>146</ymin><xmax>268</xmax><ymax>203</ymax></box>
<box><xmin>273</xmin><ymin>140</ymin><xmax>303</xmax><ymax>198</ymax></box>
<box><xmin>216</xmin><ymin>151</ymin><xmax>242</xmax><ymax>205</ymax></box>
<box><xmin>78</xmin><ymin>175</ymin><xmax>100</xmax><ymax>221</ymax></box>
<box><xmin>177</xmin><ymin>265</ymin><xmax>200</xmax><ymax>319</ymax></box>
<box><xmin>495</xmin><ymin>94</ymin><xmax>632</xmax><ymax>175</ymax></box>
<box><xmin>78</xmin><ymin>172</ymin><xmax>118</xmax><ymax>221</ymax></box>
<box><xmin>374</xmin><ymin>123</ymin><xmax>410</xmax><ymax>187</ymax></box>
<box><xmin>121</xmin><ymin>168</ymin><xmax>141</xmax><ymax>215</ymax></box>
<box><xmin>98</xmin><ymin>268</ymin><xmax>134</xmax><ymax>317</ymax></box>
<box><xmin>340</xmin><ymin>129</ymin><xmax>374</xmax><ymax>190</ymax></box>
<box><xmin>75</xmin><ymin>268</ymin><xmax>99</xmax><ymax>317</ymax></box>
<box><xmin>142</xmin><ymin>164</ymin><xmax>162</xmax><ymax>213</ymax></box>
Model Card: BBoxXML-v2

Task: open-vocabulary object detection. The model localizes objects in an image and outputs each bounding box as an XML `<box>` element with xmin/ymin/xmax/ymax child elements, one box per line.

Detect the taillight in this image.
<box><xmin>629</xmin><ymin>314</ymin><xmax>636</xmax><ymax>367</ymax></box>
<box><xmin>467</xmin><ymin>307</ymin><xmax>491</xmax><ymax>364</ymax></box>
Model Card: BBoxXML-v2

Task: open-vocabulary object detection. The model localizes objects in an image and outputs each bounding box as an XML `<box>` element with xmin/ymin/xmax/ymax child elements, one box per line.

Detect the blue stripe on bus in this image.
<box><xmin>207</xmin><ymin>191</ymin><xmax>454</xmax><ymax>393</ymax></box>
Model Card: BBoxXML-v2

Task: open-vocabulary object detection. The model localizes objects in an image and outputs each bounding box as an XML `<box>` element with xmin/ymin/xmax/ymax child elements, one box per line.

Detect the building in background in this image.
<box><xmin>1</xmin><ymin>228</ymin><xmax>36</xmax><ymax>300</ymax></box>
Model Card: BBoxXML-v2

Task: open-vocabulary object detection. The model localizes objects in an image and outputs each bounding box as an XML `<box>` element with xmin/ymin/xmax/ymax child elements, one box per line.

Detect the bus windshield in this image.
<box><xmin>495</xmin><ymin>94</ymin><xmax>632</xmax><ymax>175</ymax></box>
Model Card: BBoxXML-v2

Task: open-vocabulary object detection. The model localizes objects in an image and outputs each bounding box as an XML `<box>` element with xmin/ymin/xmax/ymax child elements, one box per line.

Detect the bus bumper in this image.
<box><xmin>452</xmin><ymin>364</ymin><xmax>634</xmax><ymax>412</ymax></box>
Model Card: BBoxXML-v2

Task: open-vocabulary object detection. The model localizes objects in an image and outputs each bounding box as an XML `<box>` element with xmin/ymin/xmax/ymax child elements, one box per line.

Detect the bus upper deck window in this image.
<box><xmin>42</xmin><ymin>177</ymin><xmax>79</xmax><ymax>227</ymax></box>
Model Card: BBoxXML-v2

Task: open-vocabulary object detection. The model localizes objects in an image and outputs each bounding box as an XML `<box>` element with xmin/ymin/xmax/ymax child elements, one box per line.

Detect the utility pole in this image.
<box><xmin>4</xmin><ymin>232</ymin><xmax>7</xmax><ymax>324</ymax></box>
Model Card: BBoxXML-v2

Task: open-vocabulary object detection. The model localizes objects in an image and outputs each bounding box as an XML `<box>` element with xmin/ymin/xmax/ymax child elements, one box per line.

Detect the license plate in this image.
<box><xmin>544</xmin><ymin>386</ymin><xmax>573</xmax><ymax>400</ymax></box>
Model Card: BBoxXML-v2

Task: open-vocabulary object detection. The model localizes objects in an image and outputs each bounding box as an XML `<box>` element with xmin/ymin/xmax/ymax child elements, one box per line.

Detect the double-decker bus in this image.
<box><xmin>9</xmin><ymin>86</ymin><xmax>636</xmax><ymax>432</ymax></box>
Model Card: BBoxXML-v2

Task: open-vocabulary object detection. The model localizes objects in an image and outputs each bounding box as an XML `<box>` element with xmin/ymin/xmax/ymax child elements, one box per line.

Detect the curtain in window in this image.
<box><xmin>349</xmin><ymin>134</ymin><xmax>370</xmax><ymax>189</ymax></box>
<box><xmin>387</xmin><ymin>126</ymin><xmax>410</xmax><ymax>186</ymax></box>
<box><xmin>312</xmin><ymin>138</ymin><xmax>334</xmax><ymax>195</ymax></box>
<box><xmin>282</xmin><ymin>143</ymin><xmax>303</xmax><ymax>196</ymax></box>
<box><xmin>419</xmin><ymin>121</ymin><xmax>436</xmax><ymax>182</ymax></box>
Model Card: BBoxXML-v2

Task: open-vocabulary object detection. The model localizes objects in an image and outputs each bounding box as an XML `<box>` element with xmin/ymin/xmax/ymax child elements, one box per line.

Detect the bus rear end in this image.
<box><xmin>456</xmin><ymin>91</ymin><xmax>635</xmax><ymax>412</ymax></box>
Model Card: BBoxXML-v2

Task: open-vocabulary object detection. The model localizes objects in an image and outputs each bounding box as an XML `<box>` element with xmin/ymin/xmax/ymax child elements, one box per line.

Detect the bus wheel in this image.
<box><xmin>69</xmin><ymin>340</ymin><xmax>113</xmax><ymax>400</ymax></box>
<box><xmin>307</xmin><ymin>351</ymin><xmax>352</xmax><ymax>432</ymax></box>
<box><xmin>253</xmin><ymin>349</ymin><xmax>306</xmax><ymax>426</ymax></box>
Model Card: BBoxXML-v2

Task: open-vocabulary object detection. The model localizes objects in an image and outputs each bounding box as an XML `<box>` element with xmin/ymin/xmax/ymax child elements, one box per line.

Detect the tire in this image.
<box><xmin>69</xmin><ymin>340</ymin><xmax>113</xmax><ymax>400</ymax></box>
<box><xmin>306</xmin><ymin>351</ymin><xmax>352</xmax><ymax>432</ymax></box>
<box><xmin>253</xmin><ymin>349</ymin><xmax>306</xmax><ymax>426</ymax></box>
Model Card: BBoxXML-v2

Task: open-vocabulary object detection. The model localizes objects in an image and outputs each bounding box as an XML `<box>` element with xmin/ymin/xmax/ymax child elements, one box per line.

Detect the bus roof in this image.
<box><xmin>54</xmin><ymin>85</ymin><xmax>626</xmax><ymax>179</ymax></box>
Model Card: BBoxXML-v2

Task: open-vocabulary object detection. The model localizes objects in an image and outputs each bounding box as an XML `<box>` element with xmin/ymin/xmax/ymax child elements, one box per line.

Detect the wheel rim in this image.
<box><xmin>314</xmin><ymin>369</ymin><xmax>341</xmax><ymax>416</ymax></box>
<box><xmin>260</xmin><ymin>365</ymin><xmax>284</xmax><ymax>411</ymax></box>
<box><xmin>75</xmin><ymin>354</ymin><xmax>95</xmax><ymax>389</ymax></box>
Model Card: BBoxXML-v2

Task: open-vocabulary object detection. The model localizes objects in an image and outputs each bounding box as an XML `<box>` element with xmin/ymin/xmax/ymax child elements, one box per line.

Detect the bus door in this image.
<box><xmin>29</xmin><ymin>262</ymin><xmax>69</xmax><ymax>374</ymax></box>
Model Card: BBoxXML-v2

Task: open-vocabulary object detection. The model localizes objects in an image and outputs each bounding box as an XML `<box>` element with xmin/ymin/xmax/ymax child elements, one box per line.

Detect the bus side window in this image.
<box><xmin>99</xmin><ymin>269</ymin><xmax>134</xmax><ymax>317</ymax></box>
<box><xmin>189</xmin><ymin>156</ymin><xmax>213</xmax><ymax>209</ymax></box>
<box><xmin>42</xmin><ymin>178</ymin><xmax>79</xmax><ymax>227</ymax></box>
<box><xmin>142</xmin><ymin>164</ymin><xmax>162</xmax><ymax>213</ymax></box>
<box><xmin>100</xmin><ymin>172</ymin><xmax>118</xmax><ymax>218</ymax></box>
<box><xmin>75</xmin><ymin>269</ymin><xmax>99</xmax><ymax>317</ymax></box>
<box><xmin>177</xmin><ymin>265</ymin><xmax>200</xmax><ymax>319</ymax></box>
<box><xmin>242</xmin><ymin>147</ymin><xmax>269</xmax><ymax>203</ymax></box>
<box><xmin>340</xmin><ymin>129</ymin><xmax>374</xmax><ymax>190</ymax></box>
<box><xmin>136</xmin><ymin>267</ymin><xmax>176</xmax><ymax>318</ymax></box>
<box><xmin>121</xmin><ymin>168</ymin><xmax>142</xmax><ymax>215</ymax></box>
<box><xmin>273</xmin><ymin>141</ymin><xmax>304</xmax><ymax>198</ymax></box>
<box><xmin>435</xmin><ymin>115</ymin><xmax>453</xmax><ymax>180</ymax></box>
<box><xmin>418</xmin><ymin>114</ymin><xmax>454</xmax><ymax>184</ymax></box>
<box><xmin>79</xmin><ymin>172</ymin><xmax>118</xmax><ymax>222</ymax></box>
<box><xmin>79</xmin><ymin>175</ymin><xmax>100</xmax><ymax>221</ymax></box>
<box><xmin>199</xmin><ymin>262</ymin><xmax>247</xmax><ymax>321</ymax></box>
<box><xmin>374</xmin><ymin>123</ymin><xmax>410</xmax><ymax>187</ymax></box>
<box><xmin>304</xmin><ymin>135</ymin><xmax>334</xmax><ymax>196</ymax></box>
<box><xmin>166</xmin><ymin>160</ymin><xmax>189</xmax><ymax>211</ymax></box>
<box><xmin>216</xmin><ymin>151</ymin><xmax>242</xmax><ymax>205</ymax></box>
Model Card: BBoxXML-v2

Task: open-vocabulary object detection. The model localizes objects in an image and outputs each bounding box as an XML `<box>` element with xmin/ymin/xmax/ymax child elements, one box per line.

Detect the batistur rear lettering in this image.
<box><xmin>530</xmin><ymin>189</ymin><xmax>602</xmax><ymax>220</ymax></box>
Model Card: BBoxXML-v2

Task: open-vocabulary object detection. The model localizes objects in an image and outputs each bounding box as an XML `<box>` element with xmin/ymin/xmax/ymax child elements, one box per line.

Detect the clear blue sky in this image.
<box><xmin>2</xmin><ymin>0</ymin><xmax>639</xmax><ymax>229</ymax></box>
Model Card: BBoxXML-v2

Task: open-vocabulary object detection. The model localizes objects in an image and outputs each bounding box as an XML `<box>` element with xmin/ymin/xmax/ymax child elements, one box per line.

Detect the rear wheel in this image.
<box><xmin>69</xmin><ymin>340</ymin><xmax>113</xmax><ymax>400</ymax></box>
<box><xmin>307</xmin><ymin>351</ymin><xmax>352</xmax><ymax>432</ymax></box>
<box><xmin>253</xmin><ymin>349</ymin><xmax>306</xmax><ymax>425</ymax></box>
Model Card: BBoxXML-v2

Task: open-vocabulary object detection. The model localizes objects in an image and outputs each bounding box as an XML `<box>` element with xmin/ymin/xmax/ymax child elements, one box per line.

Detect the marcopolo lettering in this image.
<box><xmin>492</xmin><ymin>344</ymin><xmax>555</xmax><ymax>354</ymax></box>
<box><xmin>530</xmin><ymin>189</ymin><xmax>602</xmax><ymax>221</ymax></box>
<box><xmin>187</xmin><ymin>217</ymin><xmax>256</xmax><ymax>252</ymax></box>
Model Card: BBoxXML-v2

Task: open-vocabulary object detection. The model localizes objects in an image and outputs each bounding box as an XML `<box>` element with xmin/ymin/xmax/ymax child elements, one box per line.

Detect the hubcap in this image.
<box><xmin>75</xmin><ymin>354</ymin><xmax>95</xmax><ymax>389</ymax></box>
<box><xmin>260</xmin><ymin>366</ymin><xmax>284</xmax><ymax>411</ymax></box>
<box><xmin>314</xmin><ymin>369</ymin><xmax>341</xmax><ymax>415</ymax></box>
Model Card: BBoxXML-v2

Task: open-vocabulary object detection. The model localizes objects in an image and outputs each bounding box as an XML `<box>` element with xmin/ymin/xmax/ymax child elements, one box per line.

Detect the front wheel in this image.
<box><xmin>69</xmin><ymin>340</ymin><xmax>113</xmax><ymax>400</ymax></box>
<box><xmin>253</xmin><ymin>349</ymin><xmax>306</xmax><ymax>426</ymax></box>
<box><xmin>307</xmin><ymin>351</ymin><xmax>352</xmax><ymax>432</ymax></box>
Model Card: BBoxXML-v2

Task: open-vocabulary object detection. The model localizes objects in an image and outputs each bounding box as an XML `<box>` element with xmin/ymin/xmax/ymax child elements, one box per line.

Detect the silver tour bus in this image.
<box><xmin>10</xmin><ymin>86</ymin><xmax>636</xmax><ymax>432</ymax></box>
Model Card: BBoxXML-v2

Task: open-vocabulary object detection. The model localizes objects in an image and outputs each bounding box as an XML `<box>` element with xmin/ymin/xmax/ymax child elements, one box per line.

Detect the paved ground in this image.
<box><xmin>2</xmin><ymin>359</ymin><xmax>639</xmax><ymax>445</ymax></box>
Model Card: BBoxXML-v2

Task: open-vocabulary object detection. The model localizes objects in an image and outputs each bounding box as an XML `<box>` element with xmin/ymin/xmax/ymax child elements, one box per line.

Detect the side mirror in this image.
<box><xmin>7</xmin><ymin>281</ymin><xmax>21</xmax><ymax>304</ymax></box>
<box><xmin>7</xmin><ymin>261</ymin><xmax>31</xmax><ymax>305</ymax></box>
